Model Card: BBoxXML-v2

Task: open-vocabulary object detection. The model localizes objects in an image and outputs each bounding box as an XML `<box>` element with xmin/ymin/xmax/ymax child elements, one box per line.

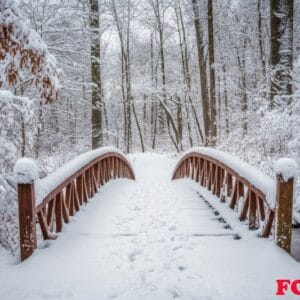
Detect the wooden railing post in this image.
<box><xmin>275</xmin><ymin>158</ymin><xmax>297</xmax><ymax>253</ymax></box>
<box><xmin>18</xmin><ymin>183</ymin><xmax>37</xmax><ymax>261</ymax></box>
<box><xmin>14</xmin><ymin>158</ymin><xmax>39</xmax><ymax>261</ymax></box>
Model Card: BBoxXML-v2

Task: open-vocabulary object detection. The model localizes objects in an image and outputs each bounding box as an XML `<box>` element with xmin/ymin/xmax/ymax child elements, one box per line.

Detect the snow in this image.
<box><xmin>0</xmin><ymin>153</ymin><xmax>299</xmax><ymax>300</ymax></box>
<box><xmin>274</xmin><ymin>158</ymin><xmax>298</xmax><ymax>182</ymax></box>
<box><xmin>13</xmin><ymin>158</ymin><xmax>39</xmax><ymax>184</ymax></box>
<box><xmin>35</xmin><ymin>147</ymin><xmax>125</xmax><ymax>204</ymax></box>
<box><xmin>180</xmin><ymin>147</ymin><xmax>277</xmax><ymax>208</ymax></box>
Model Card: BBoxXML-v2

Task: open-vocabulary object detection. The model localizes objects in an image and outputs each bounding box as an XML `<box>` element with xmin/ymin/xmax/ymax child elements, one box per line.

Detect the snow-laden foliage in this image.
<box><xmin>0</xmin><ymin>90</ymin><xmax>35</xmax><ymax>254</ymax></box>
<box><xmin>0</xmin><ymin>175</ymin><xmax>18</xmax><ymax>255</ymax></box>
<box><xmin>0</xmin><ymin>90</ymin><xmax>35</xmax><ymax>172</ymax></box>
<box><xmin>0</xmin><ymin>0</ymin><xmax>60</xmax><ymax>103</ymax></box>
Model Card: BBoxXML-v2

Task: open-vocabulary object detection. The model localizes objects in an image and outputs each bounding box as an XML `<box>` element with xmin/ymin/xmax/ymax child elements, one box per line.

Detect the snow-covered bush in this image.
<box><xmin>218</xmin><ymin>105</ymin><xmax>300</xmax><ymax>224</ymax></box>
<box><xmin>0</xmin><ymin>90</ymin><xmax>36</xmax><ymax>254</ymax></box>
<box><xmin>0</xmin><ymin>0</ymin><xmax>60</xmax><ymax>103</ymax></box>
<box><xmin>0</xmin><ymin>175</ymin><xmax>18</xmax><ymax>254</ymax></box>
<box><xmin>0</xmin><ymin>90</ymin><xmax>35</xmax><ymax>172</ymax></box>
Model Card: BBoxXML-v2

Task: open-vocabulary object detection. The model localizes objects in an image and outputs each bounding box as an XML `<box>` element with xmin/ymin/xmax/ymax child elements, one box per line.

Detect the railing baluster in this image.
<box><xmin>55</xmin><ymin>193</ymin><xmax>63</xmax><ymax>232</ymax></box>
<box><xmin>239</xmin><ymin>189</ymin><xmax>249</xmax><ymax>222</ymax></box>
<box><xmin>61</xmin><ymin>191</ymin><xmax>69</xmax><ymax>224</ymax></box>
<box><xmin>37</xmin><ymin>210</ymin><xmax>50</xmax><ymax>240</ymax></box>
<box><xmin>249</xmin><ymin>190</ymin><xmax>258</xmax><ymax>230</ymax></box>
<box><xmin>229</xmin><ymin>179</ymin><xmax>238</xmax><ymax>209</ymax></box>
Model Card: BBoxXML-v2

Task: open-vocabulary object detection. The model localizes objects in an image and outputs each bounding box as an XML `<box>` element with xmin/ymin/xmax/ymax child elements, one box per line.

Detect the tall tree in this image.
<box><xmin>207</xmin><ymin>0</ymin><xmax>217</xmax><ymax>144</ymax></box>
<box><xmin>191</xmin><ymin>0</ymin><xmax>210</xmax><ymax>145</ymax></box>
<box><xmin>89</xmin><ymin>0</ymin><xmax>104</xmax><ymax>149</ymax></box>
<box><xmin>270</xmin><ymin>0</ymin><xmax>294</xmax><ymax>109</ymax></box>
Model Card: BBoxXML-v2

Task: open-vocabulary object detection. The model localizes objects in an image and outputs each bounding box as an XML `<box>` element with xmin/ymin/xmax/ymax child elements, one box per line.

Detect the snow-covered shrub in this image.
<box><xmin>0</xmin><ymin>90</ymin><xmax>35</xmax><ymax>254</ymax></box>
<box><xmin>0</xmin><ymin>175</ymin><xmax>18</xmax><ymax>254</ymax></box>
<box><xmin>218</xmin><ymin>105</ymin><xmax>300</xmax><ymax>224</ymax></box>
<box><xmin>0</xmin><ymin>90</ymin><xmax>35</xmax><ymax>171</ymax></box>
<box><xmin>0</xmin><ymin>0</ymin><xmax>60</xmax><ymax>103</ymax></box>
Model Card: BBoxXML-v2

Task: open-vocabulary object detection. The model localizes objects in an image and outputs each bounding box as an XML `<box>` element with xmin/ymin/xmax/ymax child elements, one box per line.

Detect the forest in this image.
<box><xmin>0</xmin><ymin>0</ymin><xmax>299</xmax><ymax>255</ymax></box>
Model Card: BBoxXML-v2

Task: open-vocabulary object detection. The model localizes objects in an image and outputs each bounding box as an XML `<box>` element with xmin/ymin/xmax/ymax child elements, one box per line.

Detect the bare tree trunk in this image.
<box><xmin>132</xmin><ymin>101</ymin><xmax>145</xmax><ymax>152</ymax></box>
<box><xmin>151</xmin><ymin>33</ymin><xmax>158</xmax><ymax>149</ymax></box>
<box><xmin>258</xmin><ymin>0</ymin><xmax>266</xmax><ymax>80</ymax></box>
<box><xmin>222</xmin><ymin>64</ymin><xmax>229</xmax><ymax>135</ymax></box>
<box><xmin>270</xmin><ymin>0</ymin><xmax>294</xmax><ymax>108</ymax></box>
<box><xmin>236</xmin><ymin>37</ymin><xmax>248</xmax><ymax>136</ymax></box>
<box><xmin>207</xmin><ymin>0</ymin><xmax>217</xmax><ymax>144</ymax></box>
<box><xmin>89</xmin><ymin>0</ymin><xmax>103</xmax><ymax>149</ymax></box>
<box><xmin>192</xmin><ymin>0</ymin><xmax>210</xmax><ymax>144</ymax></box>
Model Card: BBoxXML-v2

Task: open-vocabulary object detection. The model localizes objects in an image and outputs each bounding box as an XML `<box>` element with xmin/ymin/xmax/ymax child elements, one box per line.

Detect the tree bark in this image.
<box><xmin>270</xmin><ymin>0</ymin><xmax>294</xmax><ymax>109</ymax></box>
<box><xmin>192</xmin><ymin>0</ymin><xmax>210</xmax><ymax>144</ymax></box>
<box><xmin>207</xmin><ymin>0</ymin><xmax>217</xmax><ymax>144</ymax></box>
<box><xmin>89</xmin><ymin>0</ymin><xmax>103</xmax><ymax>149</ymax></box>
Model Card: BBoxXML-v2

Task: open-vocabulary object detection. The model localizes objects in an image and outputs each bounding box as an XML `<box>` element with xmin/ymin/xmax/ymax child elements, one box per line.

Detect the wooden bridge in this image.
<box><xmin>15</xmin><ymin>147</ymin><xmax>299</xmax><ymax>263</ymax></box>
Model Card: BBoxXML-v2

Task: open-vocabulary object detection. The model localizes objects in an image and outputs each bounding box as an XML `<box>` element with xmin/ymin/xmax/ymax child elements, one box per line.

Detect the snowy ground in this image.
<box><xmin>0</xmin><ymin>153</ymin><xmax>299</xmax><ymax>300</ymax></box>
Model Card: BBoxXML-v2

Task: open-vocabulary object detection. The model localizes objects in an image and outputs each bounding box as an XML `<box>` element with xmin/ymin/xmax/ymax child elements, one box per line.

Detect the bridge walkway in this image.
<box><xmin>0</xmin><ymin>153</ymin><xmax>298</xmax><ymax>300</ymax></box>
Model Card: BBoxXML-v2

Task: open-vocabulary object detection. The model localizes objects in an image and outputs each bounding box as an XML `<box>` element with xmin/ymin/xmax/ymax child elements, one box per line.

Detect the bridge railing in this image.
<box><xmin>14</xmin><ymin>147</ymin><xmax>135</xmax><ymax>261</ymax></box>
<box><xmin>172</xmin><ymin>148</ymin><xmax>297</xmax><ymax>253</ymax></box>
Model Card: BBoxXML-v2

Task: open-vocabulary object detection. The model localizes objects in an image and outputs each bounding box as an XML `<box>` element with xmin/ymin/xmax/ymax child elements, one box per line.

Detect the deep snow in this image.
<box><xmin>0</xmin><ymin>153</ymin><xmax>299</xmax><ymax>300</ymax></box>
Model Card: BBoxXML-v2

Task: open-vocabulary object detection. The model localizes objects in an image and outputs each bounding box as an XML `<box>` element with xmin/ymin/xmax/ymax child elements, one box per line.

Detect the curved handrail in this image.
<box><xmin>36</xmin><ymin>152</ymin><xmax>135</xmax><ymax>211</ymax></box>
<box><xmin>16</xmin><ymin>148</ymin><xmax>135</xmax><ymax>261</ymax></box>
<box><xmin>172</xmin><ymin>149</ymin><xmax>276</xmax><ymax>238</ymax></box>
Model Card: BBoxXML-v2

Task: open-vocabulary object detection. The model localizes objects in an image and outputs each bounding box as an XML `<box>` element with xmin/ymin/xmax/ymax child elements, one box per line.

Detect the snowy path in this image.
<box><xmin>0</xmin><ymin>153</ymin><xmax>299</xmax><ymax>300</ymax></box>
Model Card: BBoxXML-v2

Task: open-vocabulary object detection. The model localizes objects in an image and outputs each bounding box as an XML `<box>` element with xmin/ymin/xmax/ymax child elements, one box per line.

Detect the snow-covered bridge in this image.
<box><xmin>0</xmin><ymin>149</ymin><xmax>299</xmax><ymax>300</ymax></box>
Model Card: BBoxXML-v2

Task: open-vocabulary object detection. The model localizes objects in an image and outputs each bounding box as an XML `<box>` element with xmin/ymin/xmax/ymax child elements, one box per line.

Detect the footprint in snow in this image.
<box><xmin>177</xmin><ymin>264</ymin><xmax>187</xmax><ymax>271</ymax></box>
<box><xmin>168</xmin><ymin>225</ymin><xmax>176</xmax><ymax>231</ymax></box>
<box><xmin>170</xmin><ymin>288</ymin><xmax>181</xmax><ymax>298</ymax></box>
<box><xmin>128</xmin><ymin>249</ymin><xmax>142</xmax><ymax>262</ymax></box>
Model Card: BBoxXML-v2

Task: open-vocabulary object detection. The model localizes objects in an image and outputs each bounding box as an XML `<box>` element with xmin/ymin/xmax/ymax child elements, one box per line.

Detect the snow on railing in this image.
<box><xmin>34</xmin><ymin>147</ymin><xmax>124</xmax><ymax>204</ymax></box>
<box><xmin>172</xmin><ymin>147</ymin><xmax>297</xmax><ymax>253</ymax></box>
<box><xmin>14</xmin><ymin>147</ymin><xmax>135</xmax><ymax>262</ymax></box>
<box><xmin>178</xmin><ymin>147</ymin><xmax>277</xmax><ymax>208</ymax></box>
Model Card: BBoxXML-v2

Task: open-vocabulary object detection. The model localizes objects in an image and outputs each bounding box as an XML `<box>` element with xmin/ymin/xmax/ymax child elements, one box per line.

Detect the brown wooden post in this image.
<box><xmin>275</xmin><ymin>174</ymin><xmax>294</xmax><ymax>253</ymax></box>
<box><xmin>17</xmin><ymin>182</ymin><xmax>37</xmax><ymax>261</ymax></box>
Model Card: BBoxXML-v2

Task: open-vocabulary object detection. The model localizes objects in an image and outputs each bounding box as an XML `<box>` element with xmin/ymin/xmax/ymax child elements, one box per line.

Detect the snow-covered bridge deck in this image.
<box><xmin>0</xmin><ymin>153</ymin><xmax>299</xmax><ymax>300</ymax></box>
